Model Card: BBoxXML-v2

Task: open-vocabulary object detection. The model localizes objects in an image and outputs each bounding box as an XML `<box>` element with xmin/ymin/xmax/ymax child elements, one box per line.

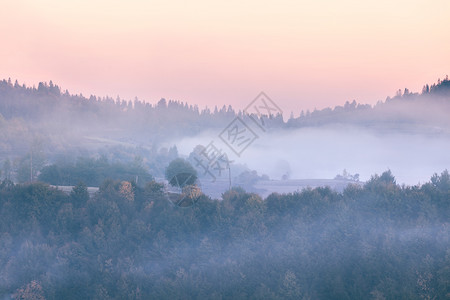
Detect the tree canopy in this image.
<box><xmin>0</xmin><ymin>169</ymin><xmax>449</xmax><ymax>299</ymax></box>
<box><xmin>165</xmin><ymin>158</ymin><xmax>198</xmax><ymax>187</ymax></box>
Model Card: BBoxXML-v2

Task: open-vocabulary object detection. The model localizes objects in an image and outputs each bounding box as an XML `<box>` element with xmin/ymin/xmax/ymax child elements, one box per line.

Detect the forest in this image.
<box><xmin>1</xmin><ymin>78</ymin><xmax>450</xmax><ymax>299</ymax></box>
<box><xmin>1</xmin><ymin>77</ymin><xmax>450</xmax><ymax>163</ymax></box>
<box><xmin>1</xmin><ymin>77</ymin><xmax>450</xmax><ymax>186</ymax></box>
<box><xmin>0</xmin><ymin>170</ymin><xmax>449</xmax><ymax>299</ymax></box>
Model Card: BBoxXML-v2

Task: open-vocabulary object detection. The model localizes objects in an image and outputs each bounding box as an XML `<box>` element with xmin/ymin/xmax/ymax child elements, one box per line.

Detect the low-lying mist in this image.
<box><xmin>1</xmin><ymin>78</ymin><xmax>450</xmax><ymax>299</ymax></box>
<box><xmin>175</xmin><ymin>125</ymin><xmax>450</xmax><ymax>185</ymax></box>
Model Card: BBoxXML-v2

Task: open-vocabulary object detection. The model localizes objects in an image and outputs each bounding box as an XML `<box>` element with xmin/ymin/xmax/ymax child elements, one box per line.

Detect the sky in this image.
<box><xmin>1</xmin><ymin>0</ymin><xmax>450</xmax><ymax>114</ymax></box>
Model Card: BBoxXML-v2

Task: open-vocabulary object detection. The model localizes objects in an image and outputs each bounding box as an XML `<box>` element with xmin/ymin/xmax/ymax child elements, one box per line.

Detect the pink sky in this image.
<box><xmin>1</xmin><ymin>0</ymin><xmax>449</xmax><ymax>114</ymax></box>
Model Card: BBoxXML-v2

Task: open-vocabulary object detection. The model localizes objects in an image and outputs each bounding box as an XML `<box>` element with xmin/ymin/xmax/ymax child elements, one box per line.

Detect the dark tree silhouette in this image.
<box><xmin>165</xmin><ymin>158</ymin><xmax>198</xmax><ymax>187</ymax></box>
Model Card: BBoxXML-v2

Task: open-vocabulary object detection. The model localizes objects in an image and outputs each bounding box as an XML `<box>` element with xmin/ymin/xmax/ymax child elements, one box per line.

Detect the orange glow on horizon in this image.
<box><xmin>1</xmin><ymin>0</ymin><xmax>449</xmax><ymax>114</ymax></box>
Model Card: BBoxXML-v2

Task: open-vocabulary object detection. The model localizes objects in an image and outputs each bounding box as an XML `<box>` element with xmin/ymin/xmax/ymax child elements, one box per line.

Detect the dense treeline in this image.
<box><xmin>1</xmin><ymin>77</ymin><xmax>450</xmax><ymax>186</ymax></box>
<box><xmin>0</xmin><ymin>78</ymin><xmax>242</xmax><ymax>147</ymax></box>
<box><xmin>0</xmin><ymin>144</ymin><xmax>179</xmax><ymax>184</ymax></box>
<box><xmin>1</xmin><ymin>77</ymin><xmax>449</xmax><ymax>127</ymax></box>
<box><xmin>38</xmin><ymin>156</ymin><xmax>153</xmax><ymax>187</ymax></box>
<box><xmin>1</xmin><ymin>77</ymin><xmax>450</xmax><ymax>159</ymax></box>
<box><xmin>0</xmin><ymin>170</ymin><xmax>449</xmax><ymax>299</ymax></box>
